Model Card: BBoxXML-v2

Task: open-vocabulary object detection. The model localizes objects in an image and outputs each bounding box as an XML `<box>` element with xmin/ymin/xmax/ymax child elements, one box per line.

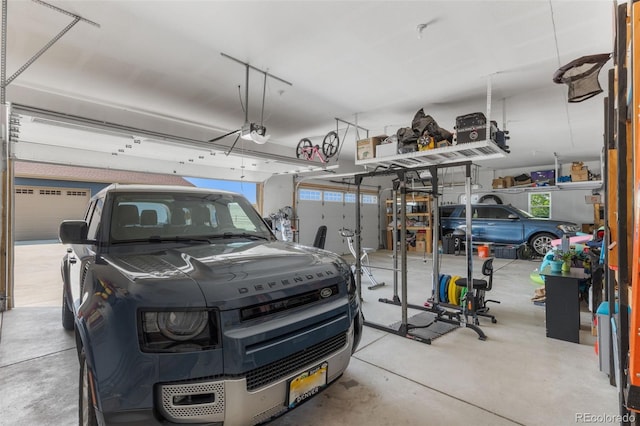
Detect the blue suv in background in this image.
<box><xmin>439</xmin><ymin>204</ymin><xmax>580</xmax><ymax>256</ymax></box>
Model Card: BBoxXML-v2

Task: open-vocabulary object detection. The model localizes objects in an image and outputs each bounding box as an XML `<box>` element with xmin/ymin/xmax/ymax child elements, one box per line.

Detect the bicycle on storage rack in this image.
<box><xmin>339</xmin><ymin>228</ymin><xmax>385</xmax><ymax>290</ymax></box>
<box><xmin>296</xmin><ymin>130</ymin><xmax>340</xmax><ymax>163</ymax></box>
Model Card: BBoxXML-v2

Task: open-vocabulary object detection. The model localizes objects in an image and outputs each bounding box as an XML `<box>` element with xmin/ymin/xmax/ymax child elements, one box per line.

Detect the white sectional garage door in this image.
<box><xmin>296</xmin><ymin>186</ymin><xmax>380</xmax><ymax>255</ymax></box>
<box><xmin>15</xmin><ymin>186</ymin><xmax>90</xmax><ymax>241</ymax></box>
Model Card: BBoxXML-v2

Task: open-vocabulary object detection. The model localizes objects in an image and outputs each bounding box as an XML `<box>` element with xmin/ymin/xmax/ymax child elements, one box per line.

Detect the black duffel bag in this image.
<box><xmin>412</xmin><ymin>108</ymin><xmax>453</xmax><ymax>142</ymax></box>
<box><xmin>396</xmin><ymin>127</ymin><xmax>418</xmax><ymax>145</ymax></box>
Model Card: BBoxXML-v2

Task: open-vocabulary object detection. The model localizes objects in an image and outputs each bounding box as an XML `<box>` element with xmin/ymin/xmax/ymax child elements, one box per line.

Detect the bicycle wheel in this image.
<box><xmin>321</xmin><ymin>131</ymin><xmax>340</xmax><ymax>159</ymax></box>
<box><xmin>296</xmin><ymin>138</ymin><xmax>313</xmax><ymax>159</ymax></box>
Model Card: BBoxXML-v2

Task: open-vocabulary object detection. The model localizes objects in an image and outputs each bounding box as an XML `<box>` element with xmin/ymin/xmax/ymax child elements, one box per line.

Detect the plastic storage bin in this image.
<box><xmin>495</xmin><ymin>246</ymin><xmax>518</xmax><ymax>259</ymax></box>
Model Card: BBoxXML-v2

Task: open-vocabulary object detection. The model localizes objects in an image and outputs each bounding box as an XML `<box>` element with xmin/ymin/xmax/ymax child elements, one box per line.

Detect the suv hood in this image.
<box><xmin>105</xmin><ymin>241</ymin><xmax>346</xmax><ymax>310</ymax></box>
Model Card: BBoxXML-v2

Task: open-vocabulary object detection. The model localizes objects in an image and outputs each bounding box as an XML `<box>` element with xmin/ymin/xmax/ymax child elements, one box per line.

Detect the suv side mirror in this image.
<box><xmin>59</xmin><ymin>220</ymin><xmax>89</xmax><ymax>244</ymax></box>
<box><xmin>507</xmin><ymin>214</ymin><xmax>519</xmax><ymax>220</ymax></box>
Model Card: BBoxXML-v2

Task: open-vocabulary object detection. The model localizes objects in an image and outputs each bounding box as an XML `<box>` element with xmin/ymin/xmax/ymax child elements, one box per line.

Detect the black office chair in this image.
<box><xmin>455</xmin><ymin>257</ymin><xmax>499</xmax><ymax>323</ymax></box>
<box><xmin>313</xmin><ymin>225</ymin><xmax>327</xmax><ymax>249</ymax></box>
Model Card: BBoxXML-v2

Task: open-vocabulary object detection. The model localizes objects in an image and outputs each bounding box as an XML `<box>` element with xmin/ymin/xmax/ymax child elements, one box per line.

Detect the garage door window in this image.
<box><xmin>324</xmin><ymin>191</ymin><xmax>343</xmax><ymax>203</ymax></box>
<box><xmin>228</xmin><ymin>202</ymin><xmax>257</xmax><ymax>231</ymax></box>
<box><xmin>299</xmin><ymin>189</ymin><xmax>321</xmax><ymax>201</ymax></box>
<box><xmin>362</xmin><ymin>194</ymin><xmax>378</xmax><ymax>204</ymax></box>
<box><xmin>345</xmin><ymin>193</ymin><xmax>356</xmax><ymax>203</ymax></box>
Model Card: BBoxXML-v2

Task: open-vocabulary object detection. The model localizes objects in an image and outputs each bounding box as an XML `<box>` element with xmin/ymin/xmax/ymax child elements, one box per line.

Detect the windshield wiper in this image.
<box><xmin>112</xmin><ymin>236</ymin><xmax>213</xmax><ymax>244</ymax></box>
<box><xmin>148</xmin><ymin>236</ymin><xmax>213</xmax><ymax>243</ymax></box>
<box><xmin>213</xmin><ymin>232</ymin><xmax>270</xmax><ymax>241</ymax></box>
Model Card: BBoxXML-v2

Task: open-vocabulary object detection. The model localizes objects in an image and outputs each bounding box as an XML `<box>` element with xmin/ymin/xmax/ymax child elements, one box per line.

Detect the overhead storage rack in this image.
<box><xmin>355</xmin><ymin>139</ymin><xmax>506</xmax><ymax>170</ymax></box>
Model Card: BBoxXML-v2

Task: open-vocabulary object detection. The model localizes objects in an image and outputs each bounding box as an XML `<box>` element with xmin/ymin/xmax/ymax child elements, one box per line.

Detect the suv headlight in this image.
<box><xmin>155</xmin><ymin>311</ymin><xmax>207</xmax><ymax>341</ymax></box>
<box><xmin>557</xmin><ymin>224</ymin><xmax>580</xmax><ymax>233</ymax></box>
<box><xmin>140</xmin><ymin>310</ymin><xmax>219</xmax><ymax>352</ymax></box>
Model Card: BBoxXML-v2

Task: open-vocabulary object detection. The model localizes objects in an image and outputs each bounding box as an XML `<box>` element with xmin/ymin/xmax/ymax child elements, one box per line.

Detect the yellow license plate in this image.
<box><xmin>287</xmin><ymin>362</ymin><xmax>328</xmax><ymax>408</ymax></box>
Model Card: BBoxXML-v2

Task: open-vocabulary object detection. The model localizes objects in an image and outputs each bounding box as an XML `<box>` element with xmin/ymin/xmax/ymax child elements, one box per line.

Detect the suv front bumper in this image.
<box><xmin>99</xmin><ymin>324</ymin><xmax>355</xmax><ymax>425</ymax></box>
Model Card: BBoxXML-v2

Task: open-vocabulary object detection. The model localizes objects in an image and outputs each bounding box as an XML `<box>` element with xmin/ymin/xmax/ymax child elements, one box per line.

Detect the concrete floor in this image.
<box><xmin>0</xmin><ymin>242</ymin><xmax>620</xmax><ymax>425</ymax></box>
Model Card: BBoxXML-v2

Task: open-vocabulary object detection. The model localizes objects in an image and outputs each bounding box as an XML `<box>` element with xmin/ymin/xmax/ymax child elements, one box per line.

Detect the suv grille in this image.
<box><xmin>240</xmin><ymin>284</ymin><xmax>340</xmax><ymax>321</ymax></box>
<box><xmin>245</xmin><ymin>332</ymin><xmax>347</xmax><ymax>391</ymax></box>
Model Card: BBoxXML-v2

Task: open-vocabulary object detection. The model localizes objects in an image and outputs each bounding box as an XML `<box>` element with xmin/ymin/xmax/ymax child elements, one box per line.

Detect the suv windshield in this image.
<box><xmin>109</xmin><ymin>191</ymin><xmax>273</xmax><ymax>243</ymax></box>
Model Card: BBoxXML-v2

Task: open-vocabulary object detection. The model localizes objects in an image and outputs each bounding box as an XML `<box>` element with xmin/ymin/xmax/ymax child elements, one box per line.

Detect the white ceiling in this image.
<box><xmin>3</xmin><ymin>0</ymin><xmax>615</xmax><ymax>177</ymax></box>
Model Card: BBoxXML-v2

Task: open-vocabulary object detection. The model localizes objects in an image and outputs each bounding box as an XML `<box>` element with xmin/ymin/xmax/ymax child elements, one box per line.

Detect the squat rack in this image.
<box><xmin>353</xmin><ymin>160</ymin><xmax>486</xmax><ymax>344</ymax></box>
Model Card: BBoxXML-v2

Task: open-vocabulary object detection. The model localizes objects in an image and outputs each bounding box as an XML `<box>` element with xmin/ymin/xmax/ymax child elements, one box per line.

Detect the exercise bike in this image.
<box><xmin>339</xmin><ymin>228</ymin><xmax>385</xmax><ymax>290</ymax></box>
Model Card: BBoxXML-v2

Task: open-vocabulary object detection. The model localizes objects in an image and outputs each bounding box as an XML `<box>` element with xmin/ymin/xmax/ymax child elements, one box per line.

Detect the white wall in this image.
<box><xmin>263</xmin><ymin>174</ymin><xmax>295</xmax><ymax>218</ymax></box>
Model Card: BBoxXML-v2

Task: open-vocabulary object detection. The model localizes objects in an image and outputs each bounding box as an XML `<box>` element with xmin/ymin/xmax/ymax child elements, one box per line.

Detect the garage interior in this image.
<box><xmin>0</xmin><ymin>1</ymin><xmax>637</xmax><ymax>425</ymax></box>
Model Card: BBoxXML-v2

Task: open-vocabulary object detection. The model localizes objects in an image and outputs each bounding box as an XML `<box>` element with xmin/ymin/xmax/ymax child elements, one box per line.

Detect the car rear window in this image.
<box><xmin>440</xmin><ymin>206</ymin><xmax>456</xmax><ymax>218</ymax></box>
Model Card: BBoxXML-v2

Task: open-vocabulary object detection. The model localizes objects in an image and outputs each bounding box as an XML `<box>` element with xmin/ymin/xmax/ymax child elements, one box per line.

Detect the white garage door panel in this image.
<box><xmin>297</xmin><ymin>191</ymin><xmax>380</xmax><ymax>256</ymax></box>
<box><xmin>296</xmin><ymin>199</ymin><xmax>327</xmax><ymax>247</ymax></box>
<box><xmin>359</xmin><ymin>204</ymin><xmax>380</xmax><ymax>250</ymax></box>
<box><xmin>15</xmin><ymin>187</ymin><xmax>90</xmax><ymax>241</ymax></box>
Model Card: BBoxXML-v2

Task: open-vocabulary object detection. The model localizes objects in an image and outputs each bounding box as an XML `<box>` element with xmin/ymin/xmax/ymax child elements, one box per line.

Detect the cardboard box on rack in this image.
<box><xmin>503</xmin><ymin>176</ymin><xmax>515</xmax><ymax>187</ymax></box>
<box><xmin>492</xmin><ymin>178</ymin><xmax>506</xmax><ymax>189</ymax></box>
<box><xmin>357</xmin><ymin>136</ymin><xmax>386</xmax><ymax>160</ymax></box>
<box><xmin>416</xmin><ymin>240</ymin><xmax>426</xmax><ymax>252</ymax></box>
<box><xmin>571</xmin><ymin>162</ymin><xmax>585</xmax><ymax>171</ymax></box>
<box><xmin>571</xmin><ymin>168</ymin><xmax>588</xmax><ymax>182</ymax></box>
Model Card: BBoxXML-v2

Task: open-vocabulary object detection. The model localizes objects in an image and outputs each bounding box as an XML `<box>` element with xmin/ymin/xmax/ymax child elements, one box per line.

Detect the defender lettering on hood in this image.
<box><xmin>238</xmin><ymin>269</ymin><xmax>335</xmax><ymax>294</ymax></box>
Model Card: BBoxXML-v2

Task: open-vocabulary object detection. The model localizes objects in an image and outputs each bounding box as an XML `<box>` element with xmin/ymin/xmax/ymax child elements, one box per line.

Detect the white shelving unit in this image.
<box><xmin>489</xmin><ymin>180</ymin><xmax>603</xmax><ymax>193</ymax></box>
<box><xmin>556</xmin><ymin>180</ymin><xmax>603</xmax><ymax>190</ymax></box>
<box><xmin>488</xmin><ymin>152</ymin><xmax>604</xmax><ymax>193</ymax></box>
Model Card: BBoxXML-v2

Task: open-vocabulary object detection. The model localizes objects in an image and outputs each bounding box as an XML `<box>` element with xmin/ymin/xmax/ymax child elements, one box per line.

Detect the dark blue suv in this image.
<box><xmin>60</xmin><ymin>184</ymin><xmax>363</xmax><ymax>425</ymax></box>
<box><xmin>440</xmin><ymin>204</ymin><xmax>580</xmax><ymax>256</ymax></box>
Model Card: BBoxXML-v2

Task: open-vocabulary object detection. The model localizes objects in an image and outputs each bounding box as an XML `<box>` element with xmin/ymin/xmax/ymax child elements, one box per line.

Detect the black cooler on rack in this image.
<box><xmin>455</xmin><ymin>112</ymin><xmax>489</xmax><ymax>144</ymax></box>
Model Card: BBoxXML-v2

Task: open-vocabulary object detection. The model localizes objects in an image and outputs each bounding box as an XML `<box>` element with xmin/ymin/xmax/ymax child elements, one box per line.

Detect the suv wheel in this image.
<box><xmin>529</xmin><ymin>233</ymin><xmax>555</xmax><ymax>257</ymax></box>
<box><xmin>442</xmin><ymin>232</ymin><xmax>464</xmax><ymax>253</ymax></box>
<box><xmin>79</xmin><ymin>350</ymin><xmax>98</xmax><ymax>426</ymax></box>
<box><xmin>62</xmin><ymin>291</ymin><xmax>74</xmax><ymax>331</ymax></box>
